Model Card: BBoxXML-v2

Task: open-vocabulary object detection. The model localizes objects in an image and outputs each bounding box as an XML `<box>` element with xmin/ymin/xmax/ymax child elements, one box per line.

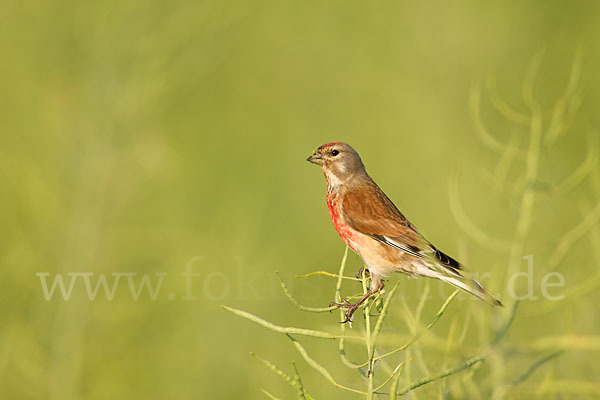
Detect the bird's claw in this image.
<box><xmin>341</xmin><ymin>306</ymin><xmax>359</xmax><ymax>323</ymax></box>
<box><xmin>355</xmin><ymin>267</ymin><xmax>371</xmax><ymax>279</ymax></box>
<box><xmin>329</xmin><ymin>299</ymin><xmax>359</xmax><ymax>323</ymax></box>
<box><xmin>329</xmin><ymin>298</ymin><xmax>352</xmax><ymax>308</ymax></box>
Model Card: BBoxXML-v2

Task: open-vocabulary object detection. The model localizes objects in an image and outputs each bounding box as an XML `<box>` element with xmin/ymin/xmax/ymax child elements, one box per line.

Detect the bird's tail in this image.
<box><xmin>420</xmin><ymin>264</ymin><xmax>503</xmax><ymax>307</ymax></box>
<box><xmin>437</xmin><ymin>274</ymin><xmax>503</xmax><ymax>307</ymax></box>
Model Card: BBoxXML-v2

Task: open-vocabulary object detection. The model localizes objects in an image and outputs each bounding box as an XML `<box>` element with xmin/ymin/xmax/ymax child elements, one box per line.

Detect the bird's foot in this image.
<box><xmin>329</xmin><ymin>298</ymin><xmax>352</xmax><ymax>308</ymax></box>
<box><xmin>341</xmin><ymin>305</ymin><xmax>359</xmax><ymax>323</ymax></box>
<box><xmin>355</xmin><ymin>267</ymin><xmax>371</xmax><ymax>279</ymax></box>
<box><xmin>329</xmin><ymin>299</ymin><xmax>360</xmax><ymax>323</ymax></box>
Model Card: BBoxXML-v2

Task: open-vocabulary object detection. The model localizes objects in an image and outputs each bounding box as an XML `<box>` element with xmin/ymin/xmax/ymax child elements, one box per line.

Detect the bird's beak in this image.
<box><xmin>306</xmin><ymin>151</ymin><xmax>323</xmax><ymax>165</ymax></box>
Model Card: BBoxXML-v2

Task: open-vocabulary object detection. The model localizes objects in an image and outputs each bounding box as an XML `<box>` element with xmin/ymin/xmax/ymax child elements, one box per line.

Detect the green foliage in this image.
<box><xmin>226</xmin><ymin>53</ymin><xmax>600</xmax><ymax>398</ymax></box>
<box><xmin>2</xmin><ymin>1</ymin><xmax>600</xmax><ymax>399</ymax></box>
<box><xmin>226</xmin><ymin>247</ymin><xmax>516</xmax><ymax>398</ymax></box>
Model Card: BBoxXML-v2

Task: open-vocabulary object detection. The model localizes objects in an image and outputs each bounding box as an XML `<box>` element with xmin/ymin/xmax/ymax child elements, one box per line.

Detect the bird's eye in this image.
<box><xmin>331</xmin><ymin>150</ymin><xmax>340</xmax><ymax>156</ymax></box>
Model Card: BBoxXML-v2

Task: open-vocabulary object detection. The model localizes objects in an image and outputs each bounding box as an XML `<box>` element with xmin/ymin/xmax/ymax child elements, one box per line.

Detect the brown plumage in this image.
<box><xmin>307</xmin><ymin>142</ymin><xmax>502</xmax><ymax>323</ymax></box>
<box><xmin>342</xmin><ymin>181</ymin><xmax>462</xmax><ymax>273</ymax></box>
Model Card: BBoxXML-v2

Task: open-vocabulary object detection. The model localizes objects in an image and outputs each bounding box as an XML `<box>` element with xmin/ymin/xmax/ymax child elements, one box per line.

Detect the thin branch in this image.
<box><xmin>381</xmin><ymin>300</ymin><xmax>517</xmax><ymax>397</ymax></box>
<box><xmin>394</xmin><ymin>354</ymin><xmax>484</xmax><ymax>396</ymax></box>
<box><xmin>374</xmin><ymin>357</ymin><xmax>412</xmax><ymax>393</ymax></box>
<box><xmin>251</xmin><ymin>352</ymin><xmax>297</xmax><ymax>388</ymax></box>
<box><xmin>288</xmin><ymin>334</ymin><xmax>367</xmax><ymax>396</ymax></box>
<box><xmin>416</xmin><ymin>285</ymin><xmax>433</xmax><ymax>333</ymax></box>
<box><xmin>512</xmin><ymin>351</ymin><xmax>563</xmax><ymax>386</ymax></box>
<box><xmin>491</xmin><ymin>132</ymin><xmax>522</xmax><ymax>194</ymax></box>
<box><xmin>486</xmin><ymin>74</ymin><xmax>531</xmax><ymax>126</ymax></box>
<box><xmin>261</xmin><ymin>389</ymin><xmax>282</xmax><ymax>400</ymax></box>
<box><xmin>277</xmin><ymin>272</ymin><xmax>337</xmax><ymax>312</ymax></box>
<box><xmin>522</xmin><ymin>50</ymin><xmax>544</xmax><ymax>109</ymax></box>
<box><xmin>296</xmin><ymin>271</ymin><xmax>361</xmax><ymax>281</ymax></box>
<box><xmin>222</xmin><ymin>305</ymin><xmax>362</xmax><ymax>341</ymax></box>
<box><xmin>335</xmin><ymin>247</ymin><xmax>367</xmax><ymax>370</ymax></box>
<box><xmin>492</xmin><ymin>301</ymin><xmax>519</xmax><ymax>346</ymax></box>
<box><xmin>552</xmin><ymin>138</ymin><xmax>597</xmax><ymax>197</ymax></box>
<box><xmin>544</xmin><ymin>48</ymin><xmax>583</xmax><ymax>147</ymax></box>
<box><xmin>370</xmin><ymin>282</ymin><xmax>401</xmax><ymax>363</ymax></box>
<box><xmin>469</xmin><ymin>84</ymin><xmax>524</xmax><ymax>154</ymax></box>
<box><xmin>528</xmin><ymin>221</ymin><xmax>600</xmax><ymax>316</ymax></box>
<box><xmin>292</xmin><ymin>362</ymin><xmax>310</xmax><ymax>400</ymax></box>
<box><xmin>549</xmin><ymin>196</ymin><xmax>600</xmax><ymax>269</ymax></box>
<box><xmin>362</xmin><ymin>272</ymin><xmax>374</xmax><ymax>400</ymax></box>
<box><xmin>448</xmin><ymin>169</ymin><xmax>512</xmax><ymax>252</ymax></box>
<box><xmin>389</xmin><ymin>358</ymin><xmax>404</xmax><ymax>400</ymax></box>
<box><xmin>362</xmin><ymin>290</ymin><xmax>460</xmax><ymax>367</ymax></box>
<box><xmin>505</xmin><ymin>53</ymin><xmax>544</xmax><ymax>290</ymax></box>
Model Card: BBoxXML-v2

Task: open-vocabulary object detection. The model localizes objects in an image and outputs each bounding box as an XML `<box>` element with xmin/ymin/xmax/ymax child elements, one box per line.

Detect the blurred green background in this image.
<box><xmin>2</xmin><ymin>0</ymin><xmax>600</xmax><ymax>399</ymax></box>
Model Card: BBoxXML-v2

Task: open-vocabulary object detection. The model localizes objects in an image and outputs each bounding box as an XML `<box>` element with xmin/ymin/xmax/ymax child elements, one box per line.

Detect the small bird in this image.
<box><xmin>307</xmin><ymin>142</ymin><xmax>502</xmax><ymax>323</ymax></box>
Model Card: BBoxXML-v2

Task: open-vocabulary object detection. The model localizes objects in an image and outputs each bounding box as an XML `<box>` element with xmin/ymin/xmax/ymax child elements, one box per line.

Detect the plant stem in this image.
<box><xmin>222</xmin><ymin>305</ymin><xmax>362</xmax><ymax>341</ymax></box>
<box><xmin>288</xmin><ymin>335</ymin><xmax>367</xmax><ymax>396</ymax></box>
<box><xmin>505</xmin><ymin>54</ymin><xmax>543</xmax><ymax>287</ymax></box>
<box><xmin>363</xmin><ymin>289</ymin><xmax>459</xmax><ymax>367</ymax></box>
<box><xmin>362</xmin><ymin>270</ymin><xmax>374</xmax><ymax>400</ymax></box>
<box><xmin>336</xmin><ymin>247</ymin><xmax>365</xmax><ymax>369</ymax></box>
<box><xmin>395</xmin><ymin>355</ymin><xmax>484</xmax><ymax>396</ymax></box>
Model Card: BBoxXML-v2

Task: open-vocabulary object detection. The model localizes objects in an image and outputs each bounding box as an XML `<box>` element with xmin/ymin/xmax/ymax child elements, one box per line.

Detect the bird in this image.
<box><xmin>306</xmin><ymin>142</ymin><xmax>502</xmax><ymax>323</ymax></box>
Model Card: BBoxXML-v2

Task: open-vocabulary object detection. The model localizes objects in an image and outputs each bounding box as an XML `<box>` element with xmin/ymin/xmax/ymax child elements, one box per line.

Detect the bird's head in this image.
<box><xmin>306</xmin><ymin>142</ymin><xmax>366</xmax><ymax>185</ymax></box>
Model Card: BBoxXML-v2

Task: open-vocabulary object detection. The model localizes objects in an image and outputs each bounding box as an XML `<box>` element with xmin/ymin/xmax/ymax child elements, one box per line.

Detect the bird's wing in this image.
<box><xmin>341</xmin><ymin>181</ymin><xmax>462</xmax><ymax>272</ymax></box>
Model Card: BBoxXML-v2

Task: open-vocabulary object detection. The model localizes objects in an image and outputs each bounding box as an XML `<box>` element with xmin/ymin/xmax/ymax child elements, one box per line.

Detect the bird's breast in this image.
<box><xmin>326</xmin><ymin>191</ymin><xmax>358</xmax><ymax>252</ymax></box>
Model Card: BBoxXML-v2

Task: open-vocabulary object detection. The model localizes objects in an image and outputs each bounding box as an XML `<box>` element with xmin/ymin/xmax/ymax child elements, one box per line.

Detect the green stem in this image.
<box><xmin>222</xmin><ymin>305</ymin><xmax>362</xmax><ymax>341</ymax></box>
<box><xmin>374</xmin><ymin>357</ymin><xmax>411</xmax><ymax>392</ymax></box>
<box><xmin>288</xmin><ymin>334</ymin><xmax>367</xmax><ymax>396</ymax></box>
<box><xmin>295</xmin><ymin>270</ymin><xmax>360</xmax><ymax>281</ymax></box>
<box><xmin>336</xmin><ymin>247</ymin><xmax>365</xmax><ymax>370</ymax></box>
<box><xmin>394</xmin><ymin>355</ymin><xmax>484</xmax><ymax>396</ymax></box>
<box><xmin>277</xmin><ymin>272</ymin><xmax>337</xmax><ymax>312</ymax></box>
<box><xmin>362</xmin><ymin>271</ymin><xmax>374</xmax><ymax>400</ymax></box>
<box><xmin>361</xmin><ymin>290</ymin><xmax>459</xmax><ymax>367</ymax></box>
<box><xmin>506</xmin><ymin>54</ymin><xmax>543</xmax><ymax>289</ymax></box>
